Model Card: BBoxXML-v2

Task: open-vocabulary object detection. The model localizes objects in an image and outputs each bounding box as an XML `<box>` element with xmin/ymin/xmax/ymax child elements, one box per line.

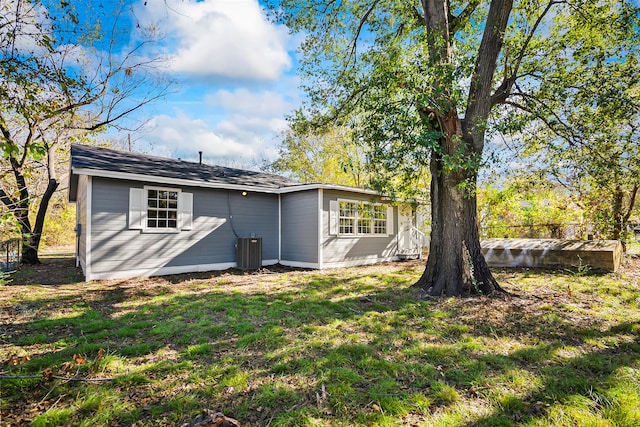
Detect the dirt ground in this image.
<box><xmin>6</xmin><ymin>250</ymin><xmax>640</xmax><ymax>287</ymax></box>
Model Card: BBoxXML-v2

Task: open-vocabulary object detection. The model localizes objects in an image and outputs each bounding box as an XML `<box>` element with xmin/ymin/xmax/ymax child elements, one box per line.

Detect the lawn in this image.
<box><xmin>1</xmin><ymin>256</ymin><xmax>639</xmax><ymax>426</ymax></box>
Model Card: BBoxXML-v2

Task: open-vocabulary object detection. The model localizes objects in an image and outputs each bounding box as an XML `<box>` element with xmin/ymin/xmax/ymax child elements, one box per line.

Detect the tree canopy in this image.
<box><xmin>497</xmin><ymin>2</ymin><xmax>640</xmax><ymax>242</ymax></box>
<box><xmin>0</xmin><ymin>0</ymin><xmax>170</xmax><ymax>263</ymax></box>
<box><xmin>267</xmin><ymin>0</ymin><xmax>640</xmax><ymax>295</ymax></box>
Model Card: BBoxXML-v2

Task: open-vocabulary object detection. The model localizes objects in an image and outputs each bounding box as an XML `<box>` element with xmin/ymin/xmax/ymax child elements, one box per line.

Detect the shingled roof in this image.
<box><xmin>69</xmin><ymin>144</ymin><xmax>301</xmax><ymax>199</ymax></box>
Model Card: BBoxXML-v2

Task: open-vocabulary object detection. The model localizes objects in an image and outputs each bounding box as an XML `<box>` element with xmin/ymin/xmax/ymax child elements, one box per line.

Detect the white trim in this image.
<box><xmin>279</xmin><ymin>260</ymin><xmax>320</xmax><ymax>269</ymax></box>
<box><xmin>278</xmin><ymin>194</ymin><xmax>282</xmax><ymax>262</ymax></box>
<box><xmin>278</xmin><ymin>183</ymin><xmax>380</xmax><ymax>196</ymax></box>
<box><xmin>73</xmin><ymin>167</ymin><xmax>280</xmax><ymax>194</ymax></box>
<box><xmin>87</xmin><ymin>259</ymin><xmax>280</xmax><ymax>281</ymax></box>
<box><xmin>85</xmin><ymin>176</ymin><xmax>92</xmax><ymax>282</ymax></box>
<box><xmin>72</xmin><ymin>167</ymin><xmax>382</xmax><ymax>197</ymax></box>
<box><xmin>318</xmin><ymin>188</ymin><xmax>323</xmax><ymax>269</ymax></box>
<box><xmin>75</xmin><ymin>187</ymin><xmax>80</xmax><ymax>268</ymax></box>
<box><xmin>143</xmin><ymin>185</ymin><xmax>181</xmax><ymax>233</ymax></box>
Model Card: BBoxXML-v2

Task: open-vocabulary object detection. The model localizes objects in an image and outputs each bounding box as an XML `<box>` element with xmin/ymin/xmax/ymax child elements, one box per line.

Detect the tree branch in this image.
<box><xmin>623</xmin><ymin>185</ymin><xmax>639</xmax><ymax>224</ymax></box>
<box><xmin>464</xmin><ymin>0</ymin><xmax>513</xmax><ymax>150</ymax></box>
<box><xmin>490</xmin><ymin>0</ymin><xmax>563</xmax><ymax>107</ymax></box>
<box><xmin>0</xmin><ymin>375</ymin><xmax>113</xmax><ymax>382</ymax></box>
<box><xmin>449</xmin><ymin>0</ymin><xmax>481</xmax><ymax>36</ymax></box>
<box><xmin>348</xmin><ymin>1</ymin><xmax>379</xmax><ymax>64</ymax></box>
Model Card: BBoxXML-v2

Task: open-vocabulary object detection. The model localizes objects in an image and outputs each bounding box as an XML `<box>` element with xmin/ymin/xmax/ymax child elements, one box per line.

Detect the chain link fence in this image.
<box><xmin>481</xmin><ymin>222</ymin><xmax>640</xmax><ymax>253</ymax></box>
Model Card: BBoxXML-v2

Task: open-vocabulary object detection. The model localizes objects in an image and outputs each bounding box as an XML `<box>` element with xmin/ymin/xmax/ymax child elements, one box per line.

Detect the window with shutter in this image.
<box><xmin>129</xmin><ymin>186</ymin><xmax>193</xmax><ymax>232</ymax></box>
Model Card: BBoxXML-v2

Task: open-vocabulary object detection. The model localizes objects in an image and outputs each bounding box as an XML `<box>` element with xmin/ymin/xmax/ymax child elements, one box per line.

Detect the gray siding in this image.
<box><xmin>280</xmin><ymin>190</ymin><xmax>319</xmax><ymax>264</ymax></box>
<box><xmin>321</xmin><ymin>190</ymin><xmax>398</xmax><ymax>266</ymax></box>
<box><xmin>76</xmin><ymin>175</ymin><xmax>88</xmax><ymax>274</ymax></box>
<box><xmin>89</xmin><ymin>177</ymin><xmax>279</xmax><ymax>278</ymax></box>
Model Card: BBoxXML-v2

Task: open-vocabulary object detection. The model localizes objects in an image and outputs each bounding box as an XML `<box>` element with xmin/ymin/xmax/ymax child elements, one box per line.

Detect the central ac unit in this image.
<box><xmin>236</xmin><ymin>237</ymin><xmax>262</xmax><ymax>270</ymax></box>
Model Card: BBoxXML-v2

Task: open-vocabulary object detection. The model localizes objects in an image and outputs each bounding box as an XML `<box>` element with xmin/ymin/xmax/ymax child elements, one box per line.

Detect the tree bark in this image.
<box><xmin>414</xmin><ymin>0</ymin><xmax>512</xmax><ymax>296</ymax></box>
<box><xmin>413</xmin><ymin>121</ymin><xmax>502</xmax><ymax>296</ymax></box>
<box><xmin>21</xmin><ymin>178</ymin><xmax>59</xmax><ymax>265</ymax></box>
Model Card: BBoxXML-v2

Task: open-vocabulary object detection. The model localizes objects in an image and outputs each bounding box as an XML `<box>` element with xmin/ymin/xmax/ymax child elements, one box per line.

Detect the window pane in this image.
<box><xmin>374</xmin><ymin>205</ymin><xmax>386</xmax><ymax>219</ymax></box>
<box><xmin>146</xmin><ymin>188</ymin><xmax>179</xmax><ymax>229</ymax></box>
<box><xmin>339</xmin><ymin>218</ymin><xmax>354</xmax><ymax>234</ymax></box>
<box><xmin>358</xmin><ymin>218</ymin><xmax>371</xmax><ymax>234</ymax></box>
<box><xmin>359</xmin><ymin>202</ymin><xmax>372</xmax><ymax>218</ymax></box>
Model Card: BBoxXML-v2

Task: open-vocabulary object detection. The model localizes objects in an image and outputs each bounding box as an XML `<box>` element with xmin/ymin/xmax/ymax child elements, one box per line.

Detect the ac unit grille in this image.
<box><xmin>236</xmin><ymin>237</ymin><xmax>262</xmax><ymax>270</ymax></box>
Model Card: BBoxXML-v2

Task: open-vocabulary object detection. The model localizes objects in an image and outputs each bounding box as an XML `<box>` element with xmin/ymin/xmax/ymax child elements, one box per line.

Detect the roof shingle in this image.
<box><xmin>70</xmin><ymin>144</ymin><xmax>300</xmax><ymax>190</ymax></box>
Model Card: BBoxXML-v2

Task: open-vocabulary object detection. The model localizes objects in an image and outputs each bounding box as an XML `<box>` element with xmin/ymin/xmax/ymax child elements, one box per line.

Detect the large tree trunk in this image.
<box><xmin>413</xmin><ymin>0</ymin><xmax>512</xmax><ymax>296</ymax></box>
<box><xmin>413</xmin><ymin>120</ymin><xmax>501</xmax><ymax>296</ymax></box>
<box><xmin>21</xmin><ymin>178</ymin><xmax>59</xmax><ymax>265</ymax></box>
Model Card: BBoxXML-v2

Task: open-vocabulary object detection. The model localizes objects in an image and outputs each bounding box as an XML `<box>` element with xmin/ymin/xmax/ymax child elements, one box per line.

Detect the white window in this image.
<box><xmin>129</xmin><ymin>187</ymin><xmax>193</xmax><ymax>232</ymax></box>
<box><xmin>357</xmin><ymin>202</ymin><xmax>372</xmax><ymax>234</ymax></box>
<box><xmin>339</xmin><ymin>201</ymin><xmax>357</xmax><ymax>235</ymax></box>
<box><xmin>336</xmin><ymin>199</ymin><xmax>390</xmax><ymax>236</ymax></box>
<box><xmin>147</xmin><ymin>188</ymin><xmax>179</xmax><ymax>229</ymax></box>
<box><xmin>373</xmin><ymin>204</ymin><xmax>388</xmax><ymax>234</ymax></box>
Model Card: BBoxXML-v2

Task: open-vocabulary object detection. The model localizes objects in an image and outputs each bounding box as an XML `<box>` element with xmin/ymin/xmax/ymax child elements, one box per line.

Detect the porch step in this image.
<box><xmin>397</xmin><ymin>252</ymin><xmax>421</xmax><ymax>261</ymax></box>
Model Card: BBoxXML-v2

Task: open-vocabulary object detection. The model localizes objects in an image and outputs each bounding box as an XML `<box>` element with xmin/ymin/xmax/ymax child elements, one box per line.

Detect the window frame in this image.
<box><xmin>143</xmin><ymin>185</ymin><xmax>182</xmax><ymax>233</ymax></box>
<box><xmin>337</xmin><ymin>198</ymin><xmax>389</xmax><ymax>237</ymax></box>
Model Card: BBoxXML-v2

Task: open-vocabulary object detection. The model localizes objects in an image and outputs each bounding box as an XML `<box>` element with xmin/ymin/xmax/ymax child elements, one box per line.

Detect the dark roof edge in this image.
<box><xmin>69</xmin><ymin>144</ymin><xmax>389</xmax><ymax>198</ymax></box>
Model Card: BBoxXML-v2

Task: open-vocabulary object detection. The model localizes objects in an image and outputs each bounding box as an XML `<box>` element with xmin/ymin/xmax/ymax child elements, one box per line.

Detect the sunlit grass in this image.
<box><xmin>1</xmin><ymin>260</ymin><xmax>639</xmax><ymax>426</ymax></box>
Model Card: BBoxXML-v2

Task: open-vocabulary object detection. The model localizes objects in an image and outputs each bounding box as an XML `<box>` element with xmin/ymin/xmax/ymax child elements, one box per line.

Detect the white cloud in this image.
<box><xmin>135</xmin><ymin>0</ymin><xmax>291</xmax><ymax>81</ymax></box>
<box><xmin>216</xmin><ymin>115</ymin><xmax>288</xmax><ymax>140</ymax></box>
<box><xmin>142</xmin><ymin>113</ymin><xmax>256</xmax><ymax>160</ymax></box>
<box><xmin>206</xmin><ymin>88</ymin><xmax>294</xmax><ymax>118</ymax></box>
<box><xmin>137</xmin><ymin>107</ymin><xmax>292</xmax><ymax>167</ymax></box>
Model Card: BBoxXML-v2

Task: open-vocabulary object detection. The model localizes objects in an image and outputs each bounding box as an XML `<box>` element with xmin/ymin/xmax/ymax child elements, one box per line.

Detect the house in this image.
<box><xmin>68</xmin><ymin>144</ymin><xmax>422</xmax><ymax>281</ymax></box>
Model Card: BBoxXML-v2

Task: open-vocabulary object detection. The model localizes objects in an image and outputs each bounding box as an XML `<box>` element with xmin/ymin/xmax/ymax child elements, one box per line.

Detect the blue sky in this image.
<box><xmin>114</xmin><ymin>0</ymin><xmax>302</xmax><ymax>167</ymax></box>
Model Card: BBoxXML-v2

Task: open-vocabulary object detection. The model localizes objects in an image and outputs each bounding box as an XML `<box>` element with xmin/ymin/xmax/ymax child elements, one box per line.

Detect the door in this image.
<box><xmin>397</xmin><ymin>204</ymin><xmax>415</xmax><ymax>254</ymax></box>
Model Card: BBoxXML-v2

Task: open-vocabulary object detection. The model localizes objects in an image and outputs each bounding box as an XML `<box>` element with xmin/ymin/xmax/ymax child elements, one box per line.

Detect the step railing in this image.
<box><xmin>397</xmin><ymin>226</ymin><xmax>426</xmax><ymax>260</ymax></box>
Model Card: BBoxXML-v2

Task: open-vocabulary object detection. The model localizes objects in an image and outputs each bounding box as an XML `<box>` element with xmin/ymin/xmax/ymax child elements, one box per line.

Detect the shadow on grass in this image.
<box><xmin>2</xmin><ymin>263</ymin><xmax>639</xmax><ymax>426</ymax></box>
<box><xmin>8</xmin><ymin>255</ymin><xmax>84</xmax><ymax>286</ymax></box>
<box><xmin>467</xmin><ymin>322</ymin><xmax>640</xmax><ymax>427</ymax></box>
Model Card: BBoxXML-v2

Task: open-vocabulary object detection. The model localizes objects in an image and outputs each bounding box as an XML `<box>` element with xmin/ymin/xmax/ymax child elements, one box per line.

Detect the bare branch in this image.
<box><xmin>491</xmin><ymin>0</ymin><xmax>563</xmax><ymax>106</ymax></box>
<box><xmin>348</xmin><ymin>1</ymin><xmax>379</xmax><ymax>64</ymax></box>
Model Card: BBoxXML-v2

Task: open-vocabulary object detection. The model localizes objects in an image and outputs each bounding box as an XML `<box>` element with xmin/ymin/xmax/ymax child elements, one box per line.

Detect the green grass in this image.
<box><xmin>1</xmin><ymin>259</ymin><xmax>639</xmax><ymax>426</ymax></box>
